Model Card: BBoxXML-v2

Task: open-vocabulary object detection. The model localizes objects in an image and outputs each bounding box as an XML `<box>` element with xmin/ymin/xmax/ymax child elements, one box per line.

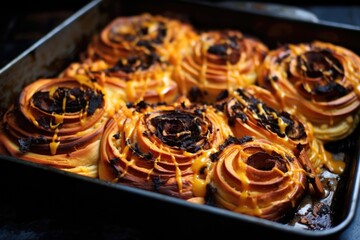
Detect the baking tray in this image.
<box><xmin>1</xmin><ymin>0</ymin><xmax>360</xmax><ymax>239</ymax></box>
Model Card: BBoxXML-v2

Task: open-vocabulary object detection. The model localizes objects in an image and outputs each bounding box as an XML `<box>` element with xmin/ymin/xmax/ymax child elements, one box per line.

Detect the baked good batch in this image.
<box><xmin>1</xmin><ymin>12</ymin><xmax>360</xmax><ymax>228</ymax></box>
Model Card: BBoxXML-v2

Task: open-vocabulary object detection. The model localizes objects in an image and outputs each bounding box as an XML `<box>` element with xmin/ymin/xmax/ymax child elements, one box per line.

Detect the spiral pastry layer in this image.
<box><xmin>99</xmin><ymin>98</ymin><xmax>232</xmax><ymax>199</ymax></box>
<box><xmin>0</xmin><ymin>77</ymin><xmax>108</xmax><ymax>177</ymax></box>
<box><xmin>174</xmin><ymin>30</ymin><xmax>268</xmax><ymax>103</ymax></box>
<box><xmin>215</xmin><ymin>86</ymin><xmax>309</xmax><ymax>153</ymax></box>
<box><xmin>208</xmin><ymin>136</ymin><xmax>308</xmax><ymax>221</ymax></box>
<box><xmin>258</xmin><ymin>41</ymin><xmax>360</xmax><ymax>141</ymax></box>
<box><xmin>86</xmin><ymin>13</ymin><xmax>197</xmax><ymax>66</ymax></box>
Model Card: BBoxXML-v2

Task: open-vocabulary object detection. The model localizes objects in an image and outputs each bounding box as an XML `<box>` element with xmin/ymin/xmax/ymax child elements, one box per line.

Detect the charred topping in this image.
<box><xmin>110</xmin><ymin>19</ymin><xmax>167</xmax><ymax>49</ymax></box>
<box><xmin>152</xmin><ymin>176</ymin><xmax>162</xmax><ymax>192</ymax></box>
<box><xmin>109</xmin><ymin>157</ymin><xmax>122</xmax><ymax>176</ymax></box>
<box><xmin>204</xmin><ymin>184</ymin><xmax>217</xmax><ymax>206</ymax></box>
<box><xmin>148</xmin><ymin>110</ymin><xmax>211</xmax><ymax>153</ymax></box>
<box><xmin>113</xmin><ymin>133</ymin><xmax>120</xmax><ymax>140</ymax></box>
<box><xmin>207</xmin><ymin>33</ymin><xmax>241</xmax><ymax>64</ymax></box>
<box><xmin>232</xmin><ymin>88</ymin><xmax>307</xmax><ymax>141</ymax></box>
<box><xmin>188</xmin><ymin>87</ymin><xmax>203</xmax><ymax>102</ymax></box>
<box><xmin>32</xmin><ymin>87</ymin><xmax>103</xmax><ymax>116</ymax></box>
<box><xmin>135</xmin><ymin>100</ymin><xmax>148</xmax><ymax>112</ymax></box>
<box><xmin>125</xmin><ymin>139</ymin><xmax>153</xmax><ymax>160</ymax></box>
<box><xmin>108</xmin><ymin>52</ymin><xmax>160</xmax><ymax>74</ymax></box>
<box><xmin>210</xmin><ymin>136</ymin><xmax>253</xmax><ymax>162</ymax></box>
<box><xmin>126</xmin><ymin>102</ymin><xmax>134</xmax><ymax>108</ymax></box>
<box><xmin>295</xmin><ymin>49</ymin><xmax>349</xmax><ymax>101</ymax></box>
<box><xmin>37</xmin><ymin>116</ymin><xmax>51</xmax><ymax>129</ymax></box>
<box><xmin>298</xmin><ymin>202</ymin><xmax>332</xmax><ymax>230</ymax></box>
<box><xmin>297</xmin><ymin>50</ymin><xmax>343</xmax><ymax>80</ymax></box>
<box><xmin>18</xmin><ymin>136</ymin><xmax>47</xmax><ymax>153</ymax></box>
<box><xmin>216</xmin><ymin>90</ymin><xmax>229</xmax><ymax>102</ymax></box>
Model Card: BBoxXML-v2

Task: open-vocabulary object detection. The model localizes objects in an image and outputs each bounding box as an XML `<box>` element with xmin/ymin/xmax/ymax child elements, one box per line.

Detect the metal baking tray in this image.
<box><xmin>1</xmin><ymin>0</ymin><xmax>360</xmax><ymax>239</ymax></box>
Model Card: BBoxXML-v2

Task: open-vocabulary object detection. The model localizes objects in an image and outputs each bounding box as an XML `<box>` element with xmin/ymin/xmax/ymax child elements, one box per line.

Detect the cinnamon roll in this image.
<box><xmin>174</xmin><ymin>30</ymin><xmax>268</xmax><ymax>103</ymax></box>
<box><xmin>99</xmin><ymin>98</ymin><xmax>232</xmax><ymax>199</ymax></box>
<box><xmin>258</xmin><ymin>41</ymin><xmax>360</xmax><ymax>142</ymax></box>
<box><xmin>0</xmin><ymin>77</ymin><xmax>108</xmax><ymax>177</ymax></box>
<box><xmin>86</xmin><ymin>13</ymin><xmax>197</xmax><ymax>66</ymax></box>
<box><xmin>207</xmin><ymin>136</ymin><xmax>308</xmax><ymax>221</ymax></box>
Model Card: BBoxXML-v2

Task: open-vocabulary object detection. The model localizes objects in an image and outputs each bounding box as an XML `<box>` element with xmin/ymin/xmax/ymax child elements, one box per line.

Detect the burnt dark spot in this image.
<box><xmin>37</xmin><ymin>116</ymin><xmax>50</xmax><ymax>129</ymax></box>
<box><xmin>126</xmin><ymin>102</ymin><xmax>134</xmax><ymax>108</ymax></box>
<box><xmin>152</xmin><ymin>176</ymin><xmax>162</xmax><ymax>192</ymax></box>
<box><xmin>204</xmin><ymin>184</ymin><xmax>217</xmax><ymax>206</ymax></box>
<box><xmin>214</xmin><ymin>101</ymin><xmax>226</xmax><ymax>112</ymax></box>
<box><xmin>199</xmin><ymin>166</ymin><xmax>207</xmax><ymax>175</ymax></box>
<box><xmin>108</xmin><ymin>52</ymin><xmax>159</xmax><ymax>74</ymax></box>
<box><xmin>109</xmin><ymin>157</ymin><xmax>119</xmax><ymax>165</ymax></box>
<box><xmin>32</xmin><ymin>87</ymin><xmax>103</xmax><ymax>116</ymax></box>
<box><xmin>314</xmin><ymin>82</ymin><xmax>348</xmax><ymax>97</ymax></box>
<box><xmin>188</xmin><ymin>87</ymin><xmax>203</xmax><ymax>102</ymax></box>
<box><xmin>208</xmin><ymin>44</ymin><xmax>227</xmax><ymax>56</ymax></box>
<box><xmin>18</xmin><ymin>136</ymin><xmax>47</xmax><ymax>153</ymax></box>
<box><xmin>209</xmin><ymin>152</ymin><xmax>219</xmax><ymax>162</ymax></box>
<box><xmin>297</xmin><ymin>50</ymin><xmax>343</xmax><ymax>79</ymax></box>
<box><xmin>135</xmin><ymin>100</ymin><xmax>148</xmax><ymax>112</ymax></box>
<box><xmin>218</xmin><ymin>136</ymin><xmax>252</xmax><ymax>152</ymax></box>
<box><xmin>143</xmin><ymin>131</ymin><xmax>150</xmax><ymax>138</ymax></box>
<box><xmin>216</xmin><ymin>90</ymin><xmax>229</xmax><ymax>101</ymax></box>
<box><xmin>113</xmin><ymin>133</ymin><xmax>120</xmax><ymax>139</ymax></box>
<box><xmin>181</xmin><ymin>101</ymin><xmax>186</xmax><ymax>109</ymax></box>
<box><xmin>227</xmin><ymin>116</ymin><xmax>236</xmax><ymax>127</ymax></box>
<box><xmin>127</xmin><ymin>141</ymin><xmax>153</xmax><ymax>160</ymax></box>
<box><xmin>136</xmin><ymin>39</ymin><xmax>154</xmax><ymax>50</ymax></box>
<box><xmin>194</xmin><ymin>108</ymin><xmax>204</xmax><ymax>116</ymax></box>
<box><xmin>143</xmin><ymin>151</ymin><xmax>153</xmax><ymax>160</ymax></box>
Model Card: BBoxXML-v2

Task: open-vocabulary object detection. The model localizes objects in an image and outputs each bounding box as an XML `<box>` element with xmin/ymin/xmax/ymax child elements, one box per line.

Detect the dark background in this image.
<box><xmin>0</xmin><ymin>1</ymin><xmax>359</xmax><ymax>239</ymax></box>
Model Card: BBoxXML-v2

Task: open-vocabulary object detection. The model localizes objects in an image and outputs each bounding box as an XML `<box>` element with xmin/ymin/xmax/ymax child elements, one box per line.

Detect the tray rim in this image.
<box><xmin>0</xmin><ymin>0</ymin><xmax>359</xmax><ymax>238</ymax></box>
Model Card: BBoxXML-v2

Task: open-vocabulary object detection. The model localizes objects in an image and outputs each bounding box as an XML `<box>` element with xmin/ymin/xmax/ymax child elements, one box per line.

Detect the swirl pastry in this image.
<box><xmin>86</xmin><ymin>13</ymin><xmax>197</xmax><ymax>66</ymax></box>
<box><xmin>258</xmin><ymin>41</ymin><xmax>360</xmax><ymax>142</ymax></box>
<box><xmin>208</xmin><ymin>136</ymin><xmax>308</xmax><ymax>221</ymax></box>
<box><xmin>174</xmin><ymin>30</ymin><xmax>268</xmax><ymax>103</ymax></box>
<box><xmin>99</xmin><ymin>98</ymin><xmax>232</xmax><ymax>199</ymax></box>
<box><xmin>0</xmin><ymin>77</ymin><xmax>108</xmax><ymax>177</ymax></box>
